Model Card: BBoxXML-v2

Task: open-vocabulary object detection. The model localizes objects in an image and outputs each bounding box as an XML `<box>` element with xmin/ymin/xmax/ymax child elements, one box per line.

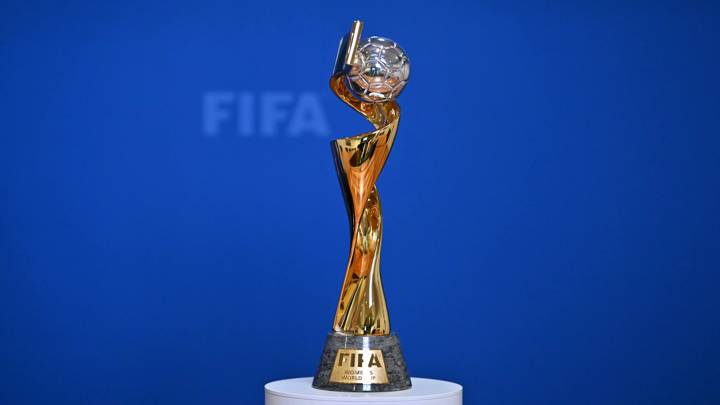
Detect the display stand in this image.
<box><xmin>265</xmin><ymin>377</ymin><xmax>462</xmax><ymax>405</ymax></box>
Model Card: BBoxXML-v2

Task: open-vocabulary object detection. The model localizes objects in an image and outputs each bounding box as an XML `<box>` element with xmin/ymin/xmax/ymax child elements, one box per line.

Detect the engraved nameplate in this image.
<box><xmin>329</xmin><ymin>349</ymin><xmax>389</xmax><ymax>384</ymax></box>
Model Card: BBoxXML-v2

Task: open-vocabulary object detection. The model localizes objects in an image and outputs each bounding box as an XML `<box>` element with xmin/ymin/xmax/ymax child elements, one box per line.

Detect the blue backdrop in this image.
<box><xmin>2</xmin><ymin>1</ymin><xmax>719</xmax><ymax>404</ymax></box>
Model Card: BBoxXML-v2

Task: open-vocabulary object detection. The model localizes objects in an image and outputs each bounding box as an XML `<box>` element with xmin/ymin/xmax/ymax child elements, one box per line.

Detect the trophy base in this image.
<box><xmin>312</xmin><ymin>332</ymin><xmax>411</xmax><ymax>392</ymax></box>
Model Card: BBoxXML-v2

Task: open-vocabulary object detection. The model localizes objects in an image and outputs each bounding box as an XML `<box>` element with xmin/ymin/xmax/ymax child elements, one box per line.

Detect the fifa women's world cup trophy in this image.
<box><xmin>312</xmin><ymin>20</ymin><xmax>412</xmax><ymax>392</ymax></box>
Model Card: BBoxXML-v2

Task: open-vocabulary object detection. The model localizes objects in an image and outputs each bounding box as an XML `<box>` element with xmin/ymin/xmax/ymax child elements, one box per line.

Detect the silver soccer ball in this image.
<box><xmin>345</xmin><ymin>36</ymin><xmax>410</xmax><ymax>103</ymax></box>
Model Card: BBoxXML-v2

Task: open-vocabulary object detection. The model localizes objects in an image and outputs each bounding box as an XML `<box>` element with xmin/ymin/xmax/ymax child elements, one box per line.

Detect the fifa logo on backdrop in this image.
<box><xmin>202</xmin><ymin>91</ymin><xmax>331</xmax><ymax>137</ymax></box>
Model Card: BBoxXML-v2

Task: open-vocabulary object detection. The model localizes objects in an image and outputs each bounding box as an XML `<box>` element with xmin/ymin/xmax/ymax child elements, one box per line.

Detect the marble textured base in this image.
<box><xmin>313</xmin><ymin>332</ymin><xmax>411</xmax><ymax>392</ymax></box>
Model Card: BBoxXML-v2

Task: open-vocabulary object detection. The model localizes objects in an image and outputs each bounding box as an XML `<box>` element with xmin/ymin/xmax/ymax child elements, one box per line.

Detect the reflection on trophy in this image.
<box><xmin>312</xmin><ymin>20</ymin><xmax>412</xmax><ymax>392</ymax></box>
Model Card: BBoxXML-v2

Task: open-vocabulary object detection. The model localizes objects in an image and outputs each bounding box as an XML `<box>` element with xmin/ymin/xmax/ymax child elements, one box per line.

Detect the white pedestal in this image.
<box><xmin>265</xmin><ymin>377</ymin><xmax>462</xmax><ymax>405</ymax></box>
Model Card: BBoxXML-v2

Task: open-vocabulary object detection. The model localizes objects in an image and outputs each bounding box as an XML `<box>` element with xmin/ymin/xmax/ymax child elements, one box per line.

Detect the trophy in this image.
<box><xmin>312</xmin><ymin>20</ymin><xmax>412</xmax><ymax>392</ymax></box>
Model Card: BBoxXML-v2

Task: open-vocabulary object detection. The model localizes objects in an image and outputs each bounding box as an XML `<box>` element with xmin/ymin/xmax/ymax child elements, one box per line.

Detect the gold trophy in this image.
<box><xmin>312</xmin><ymin>20</ymin><xmax>411</xmax><ymax>392</ymax></box>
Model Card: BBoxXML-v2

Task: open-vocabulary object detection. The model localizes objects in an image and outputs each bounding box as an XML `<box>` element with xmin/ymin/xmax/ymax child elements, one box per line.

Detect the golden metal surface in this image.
<box><xmin>330</xmin><ymin>35</ymin><xmax>401</xmax><ymax>336</ymax></box>
<box><xmin>329</xmin><ymin>349</ymin><xmax>389</xmax><ymax>384</ymax></box>
<box><xmin>344</xmin><ymin>20</ymin><xmax>363</xmax><ymax>67</ymax></box>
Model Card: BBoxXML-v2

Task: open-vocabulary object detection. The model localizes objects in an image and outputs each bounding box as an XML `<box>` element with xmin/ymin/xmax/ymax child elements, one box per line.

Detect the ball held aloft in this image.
<box><xmin>344</xmin><ymin>36</ymin><xmax>410</xmax><ymax>103</ymax></box>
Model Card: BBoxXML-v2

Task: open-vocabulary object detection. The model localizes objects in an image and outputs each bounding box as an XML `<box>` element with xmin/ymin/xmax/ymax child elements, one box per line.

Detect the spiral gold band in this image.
<box><xmin>329</xmin><ymin>73</ymin><xmax>400</xmax><ymax>336</ymax></box>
